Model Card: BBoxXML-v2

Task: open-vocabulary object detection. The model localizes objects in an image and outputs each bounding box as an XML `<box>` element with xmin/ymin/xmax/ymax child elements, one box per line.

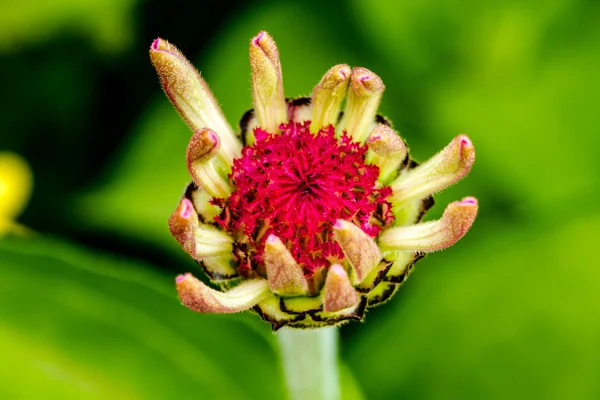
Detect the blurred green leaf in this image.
<box><xmin>340</xmin><ymin>363</ymin><xmax>366</xmax><ymax>400</ymax></box>
<box><xmin>345</xmin><ymin>214</ymin><xmax>600</xmax><ymax>399</ymax></box>
<box><xmin>0</xmin><ymin>0</ymin><xmax>137</xmax><ymax>52</ymax></box>
<box><xmin>350</xmin><ymin>0</ymin><xmax>600</xmax><ymax>220</ymax></box>
<box><xmin>0</xmin><ymin>236</ymin><xmax>284</xmax><ymax>399</ymax></box>
<box><xmin>72</xmin><ymin>97</ymin><xmax>192</xmax><ymax>253</ymax></box>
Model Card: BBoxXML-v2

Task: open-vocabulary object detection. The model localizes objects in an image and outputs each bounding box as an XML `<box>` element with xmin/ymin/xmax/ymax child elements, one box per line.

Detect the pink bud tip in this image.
<box><xmin>458</xmin><ymin>134</ymin><xmax>473</xmax><ymax>148</ymax></box>
<box><xmin>266</xmin><ymin>234</ymin><xmax>278</xmax><ymax>244</ymax></box>
<box><xmin>180</xmin><ymin>198</ymin><xmax>195</xmax><ymax>218</ymax></box>
<box><xmin>333</xmin><ymin>220</ymin><xmax>344</xmax><ymax>229</ymax></box>
<box><xmin>208</xmin><ymin>131</ymin><xmax>219</xmax><ymax>143</ymax></box>
<box><xmin>176</xmin><ymin>273</ymin><xmax>190</xmax><ymax>283</ymax></box>
<box><xmin>253</xmin><ymin>31</ymin><xmax>266</xmax><ymax>45</ymax></box>
<box><xmin>151</xmin><ymin>38</ymin><xmax>160</xmax><ymax>50</ymax></box>
<box><xmin>367</xmin><ymin>134</ymin><xmax>381</xmax><ymax>143</ymax></box>
<box><xmin>458</xmin><ymin>196</ymin><xmax>478</xmax><ymax>205</ymax></box>
<box><xmin>187</xmin><ymin>128</ymin><xmax>220</xmax><ymax>164</ymax></box>
<box><xmin>330</xmin><ymin>264</ymin><xmax>346</xmax><ymax>277</ymax></box>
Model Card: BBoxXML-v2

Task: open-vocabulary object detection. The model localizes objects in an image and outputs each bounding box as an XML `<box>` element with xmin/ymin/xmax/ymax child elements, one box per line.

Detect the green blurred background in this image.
<box><xmin>2</xmin><ymin>0</ymin><xmax>600</xmax><ymax>398</ymax></box>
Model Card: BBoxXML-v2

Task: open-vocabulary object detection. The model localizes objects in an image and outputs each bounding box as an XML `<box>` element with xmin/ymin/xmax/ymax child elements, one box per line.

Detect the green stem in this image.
<box><xmin>277</xmin><ymin>327</ymin><xmax>340</xmax><ymax>400</ymax></box>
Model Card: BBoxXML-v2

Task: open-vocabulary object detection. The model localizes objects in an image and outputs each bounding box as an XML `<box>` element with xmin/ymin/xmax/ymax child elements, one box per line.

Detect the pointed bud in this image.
<box><xmin>366</xmin><ymin>124</ymin><xmax>407</xmax><ymax>183</ymax></box>
<box><xmin>186</xmin><ymin>129</ymin><xmax>232</xmax><ymax>198</ymax></box>
<box><xmin>390</xmin><ymin>135</ymin><xmax>475</xmax><ymax>204</ymax></box>
<box><xmin>367</xmin><ymin>124</ymin><xmax>406</xmax><ymax>158</ymax></box>
<box><xmin>379</xmin><ymin>197</ymin><xmax>478</xmax><ymax>252</ymax></box>
<box><xmin>150</xmin><ymin>38</ymin><xmax>241</xmax><ymax>165</ymax></box>
<box><xmin>249</xmin><ymin>31</ymin><xmax>288</xmax><ymax>133</ymax></box>
<box><xmin>176</xmin><ymin>274</ymin><xmax>270</xmax><ymax>313</ymax></box>
<box><xmin>338</xmin><ymin>67</ymin><xmax>385</xmax><ymax>142</ymax></box>
<box><xmin>323</xmin><ymin>264</ymin><xmax>361</xmax><ymax>312</ymax></box>
<box><xmin>310</xmin><ymin>64</ymin><xmax>351</xmax><ymax>132</ymax></box>
<box><xmin>169</xmin><ymin>198</ymin><xmax>234</xmax><ymax>259</ymax></box>
<box><xmin>264</xmin><ymin>234</ymin><xmax>309</xmax><ymax>296</ymax></box>
<box><xmin>332</xmin><ymin>220</ymin><xmax>382</xmax><ymax>285</ymax></box>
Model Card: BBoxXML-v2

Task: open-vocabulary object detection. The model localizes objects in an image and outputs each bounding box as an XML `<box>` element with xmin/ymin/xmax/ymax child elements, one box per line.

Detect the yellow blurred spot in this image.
<box><xmin>0</xmin><ymin>152</ymin><xmax>33</xmax><ymax>234</ymax></box>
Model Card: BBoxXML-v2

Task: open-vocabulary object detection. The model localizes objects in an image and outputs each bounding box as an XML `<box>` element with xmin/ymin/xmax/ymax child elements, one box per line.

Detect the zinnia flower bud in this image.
<box><xmin>150</xmin><ymin>32</ymin><xmax>478</xmax><ymax>330</ymax></box>
<box><xmin>249</xmin><ymin>31</ymin><xmax>288</xmax><ymax>133</ymax></box>
<box><xmin>310</xmin><ymin>64</ymin><xmax>351</xmax><ymax>132</ymax></box>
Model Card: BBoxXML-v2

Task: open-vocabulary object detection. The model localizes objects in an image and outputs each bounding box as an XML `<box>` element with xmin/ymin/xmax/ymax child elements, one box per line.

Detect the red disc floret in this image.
<box><xmin>214</xmin><ymin>121</ymin><xmax>393</xmax><ymax>276</ymax></box>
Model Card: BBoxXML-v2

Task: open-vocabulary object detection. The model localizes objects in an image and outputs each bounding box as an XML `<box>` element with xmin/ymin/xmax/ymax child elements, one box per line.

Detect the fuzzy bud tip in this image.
<box><xmin>324</xmin><ymin>264</ymin><xmax>361</xmax><ymax>312</ymax></box>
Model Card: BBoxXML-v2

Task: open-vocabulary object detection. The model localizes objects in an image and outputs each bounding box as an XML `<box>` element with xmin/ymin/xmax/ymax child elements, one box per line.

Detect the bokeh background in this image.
<box><xmin>2</xmin><ymin>0</ymin><xmax>600</xmax><ymax>398</ymax></box>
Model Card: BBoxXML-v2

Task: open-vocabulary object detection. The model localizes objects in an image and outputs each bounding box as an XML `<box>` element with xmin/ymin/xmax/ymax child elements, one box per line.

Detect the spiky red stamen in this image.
<box><xmin>214</xmin><ymin>121</ymin><xmax>393</xmax><ymax>276</ymax></box>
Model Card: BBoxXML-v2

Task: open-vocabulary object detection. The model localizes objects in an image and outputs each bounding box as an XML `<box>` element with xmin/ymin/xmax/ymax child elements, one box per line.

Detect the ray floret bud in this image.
<box><xmin>333</xmin><ymin>219</ymin><xmax>382</xmax><ymax>285</ymax></box>
<box><xmin>310</xmin><ymin>64</ymin><xmax>351</xmax><ymax>132</ymax></box>
<box><xmin>250</xmin><ymin>31</ymin><xmax>288</xmax><ymax>133</ymax></box>
<box><xmin>390</xmin><ymin>134</ymin><xmax>475</xmax><ymax>204</ymax></box>
<box><xmin>176</xmin><ymin>273</ymin><xmax>270</xmax><ymax>313</ymax></box>
<box><xmin>168</xmin><ymin>198</ymin><xmax>234</xmax><ymax>259</ymax></box>
<box><xmin>338</xmin><ymin>67</ymin><xmax>385</xmax><ymax>142</ymax></box>
<box><xmin>186</xmin><ymin>128</ymin><xmax>232</xmax><ymax>198</ymax></box>
<box><xmin>264</xmin><ymin>234</ymin><xmax>309</xmax><ymax>296</ymax></box>
<box><xmin>323</xmin><ymin>264</ymin><xmax>361</xmax><ymax>312</ymax></box>
<box><xmin>154</xmin><ymin>31</ymin><xmax>479</xmax><ymax>330</ymax></box>
<box><xmin>379</xmin><ymin>197</ymin><xmax>479</xmax><ymax>252</ymax></box>
<box><xmin>150</xmin><ymin>38</ymin><xmax>241</xmax><ymax>167</ymax></box>
<box><xmin>366</xmin><ymin>124</ymin><xmax>408</xmax><ymax>183</ymax></box>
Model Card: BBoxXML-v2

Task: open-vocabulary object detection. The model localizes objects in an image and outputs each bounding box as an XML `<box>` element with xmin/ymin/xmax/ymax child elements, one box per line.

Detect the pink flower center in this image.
<box><xmin>214</xmin><ymin>121</ymin><xmax>394</xmax><ymax>276</ymax></box>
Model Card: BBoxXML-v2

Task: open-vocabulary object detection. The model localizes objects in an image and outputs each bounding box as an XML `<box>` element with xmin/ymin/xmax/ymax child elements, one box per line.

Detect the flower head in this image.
<box><xmin>213</xmin><ymin>122</ymin><xmax>393</xmax><ymax>277</ymax></box>
<box><xmin>150</xmin><ymin>32</ymin><xmax>478</xmax><ymax>330</ymax></box>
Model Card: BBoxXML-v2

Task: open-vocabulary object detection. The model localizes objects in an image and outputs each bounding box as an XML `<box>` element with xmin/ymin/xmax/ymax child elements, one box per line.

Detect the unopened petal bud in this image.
<box><xmin>310</xmin><ymin>64</ymin><xmax>351</xmax><ymax>132</ymax></box>
<box><xmin>264</xmin><ymin>234</ymin><xmax>309</xmax><ymax>296</ymax></box>
<box><xmin>390</xmin><ymin>135</ymin><xmax>475</xmax><ymax>204</ymax></box>
<box><xmin>338</xmin><ymin>67</ymin><xmax>385</xmax><ymax>142</ymax></box>
<box><xmin>150</xmin><ymin>38</ymin><xmax>241</xmax><ymax>165</ymax></box>
<box><xmin>176</xmin><ymin>274</ymin><xmax>269</xmax><ymax>313</ymax></box>
<box><xmin>367</xmin><ymin>124</ymin><xmax>406</xmax><ymax>158</ymax></box>
<box><xmin>333</xmin><ymin>220</ymin><xmax>382</xmax><ymax>285</ymax></box>
<box><xmin>379</xmin><ymin>197</ymin><xmax>478</xmax><ymax>252</ymax></box>
<box><xmin>186</xmin><ymin>129</ymin><xmax>232</xmax><ymax>198</ymax></box>
<box><xmin>169</xmin><ymin>198</ymin><xmax>234</xmax><ymax>259</ymax></box>
<box><xmin>323</xmin><ymin>264</ymin><xmax>361</xmax><ymax>312</ymax></box>
<box><xmin>366</xmin><ymin>124</ymin><xmax>407</xmax><ymax>183</ymax></box>
<box><xmin>187</xmin><ymin>127</ymin><xmax>219</xmax><ymax>161</ymax></box>
<box><xmin>250</xmin><ymin>31</ymin><xmax>288</xmax><ymax>132</ymax></box>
